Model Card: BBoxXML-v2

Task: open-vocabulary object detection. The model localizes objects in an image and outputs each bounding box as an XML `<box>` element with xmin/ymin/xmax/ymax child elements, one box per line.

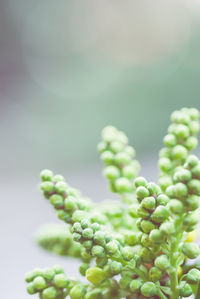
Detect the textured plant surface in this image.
<box><xmin>25</xmin><ymin>108</ymin><xmax>200</xmax><ymax>299</ymax></box>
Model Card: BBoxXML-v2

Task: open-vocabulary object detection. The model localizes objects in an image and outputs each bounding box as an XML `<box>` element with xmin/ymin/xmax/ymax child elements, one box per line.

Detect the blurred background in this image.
<box><xmin>1</xmin><ymin>0</ymin><xmax>200</xmax><ymax>297</ymax></box>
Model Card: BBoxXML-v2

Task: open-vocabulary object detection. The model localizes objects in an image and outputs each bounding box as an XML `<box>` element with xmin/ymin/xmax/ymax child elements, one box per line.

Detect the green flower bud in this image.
<box><xmin>130</xmin><ymin>279</ymin><xmax>142</xmax><ymax>292</ymax></box>
<box><xmin>159</xmin><ymin>157</ymin><xmax>172</xmax><ymax>172</ymax></box>
<box><xmin>149</xmin><ymin>229</ymin><xmax>164</xmax><ymax>244</ymax></box>
<box><xmin>189</xmin><ymin>108</ymin><xmax>199</xmax><ymax>120</ymax></box>
<box><xmin>149</xmin><ymin>267</ymin><xmax>162</xmax><ymax>282</ymax></box>
<box><xmin>42</xmin><ymin>286</ymin><xmax>58</xmax><ymax>299</ymax></box>
<box><xmin>72</xmin><ymin>211</ymin><xmax>85</xmax><ymax>222</ymax></box>
<box><xmin>185</xmin><ymin>155</ymin><xmax>199</xmax><ymax>169</ymax></box>
<box><xmin>43</xmin><ymin>268</ymin><xmax>55</xmax><ymax>281</ymax></box>
<box><xmin>94</xmin><ymin>231</ymin><xmax>106</xmax><ymax>246</ymax></box>
<box><xmin>147</xmin><ymin>182</ymin><xmax>161</xmax><ymax>196</ymax></box>
<box><xmin>174</xmin><ymin>183</ymin><xmax>188</xmax><ymax>198</ymax></box>
<box><xmin>136</xmin><ymin>186</ymin><xmax>150</xmax><ymax>200</ymax></box>
<box><xmin>179</xmin><ymin>282</ymin><xmax>192</xmax><ymax>297</ymax></box>
<box><xmin>186</xmin><ymin>136</ymin><xmax>198</xmax><ymax>150</ymax></box>
<box><xmin>175</xmin><ymin>124</ymin><xmax>189</xmax><ymax>139</ymax></box>
<box><xmin>159</xmin><ymin>176</ymin><xmax>172</xmax><ymax>191</ymax></box>
<box><xmin>184</xmin><ymin>212</ymin><xmax>199</xmax><ymax>227</ymax></box>
<box><xmin>33</xmin><ymin>276</ymin><xmax>47</xmax><ymax>290</ymax></box>
<box><xmin>53</xmin><ymin>174</ymin><xmax>65</xmax><ymax>183</ymax></box>
<box><xmin>168</xmin><ymin>199</ymin><xmax>183</xmax><ymax>214</ymax></box>
<box><xmin>91</xmin><ymin>223</ymin><xmax>100</xmax><ymax>232</ymax></box>
<box><xmin>157</xmin><ymin>194</ymin><xmax>169</xmax><ymax>206</ymax></box>
<box><xmin>92</xmin><ymin>245</ymin><xmax>105</xmax><ymax>257</ymax></box>
<box><xmin>140</xmin><ymin>247</ymin><xmax>153</xmax><ymax>263</ymax></box>
<box><xmin>192</xmin><ymin>164</ymin><xmax>200</xmax><ymax>179</ymax></box>
<box><xmin>101</xmin><ymin>151</ymin><xmax>114</xmax><ymax>164</ymax></box>
<box><xmin>26</xmin><ymin>282</ymin><xmax>37</xmax><ymax>294</ymax></box>
<box><xmin>186</xmin><ymin>268</ymin><xmax>200</xmax><ymax>284</ymax></box>
<box><xmin>64</xmin><ymin>197</ymin><xmax>76</xmax><ymax>210</ymax></box>
<box><xmin>137</xmin><ymin>206</ymin><xmax>150</xmax><ymax>219</ymax></box>
<box><xmin>188</xmin><ymin>179</ymin><xmax>200</xmax><ymax>195</ymax></box>
<box><xmin>86</xmin><ymin>267</ymin><xmax>105</xmax><ymax>285</ymax></box>
<box><xmin>73</xmin><ymin>232</ymin><xmax>82</xmax><ymax>242</ymax></box>
<box><xmin>155</xmin><ymin>255</ymin><xmax>170</xmax><ymax>271</ymax></box>
<box><xmin>96</xmin><ymin>257</ymin><xmax>108</xmax><ymax>268</ymax></box>
<box><xmin>97</xmin><ymin>141</ymin><xmax>107</xmax><ymax>153</ymax></box>
<box><xmin>186</xmin><ymin>195</ymin><xmax>199</xmax><ymax>211</ymax></box>
<box><xmin>53</xmin><ymin>265</ymin><xmax>64</xmax><ymax>274</ymax></box>
<box><xmin>49</xmin><ymin>194</ymin><xmax>64</xmax><ymax>208</ymax></box>
<box><xmin>70</xmin><ymin>284</ymin><xmax>86</xmax><ymax>299</ymax></box>
<box><xmin>182</xmin><ymin>243</ymin><xmax>200</xmax><ymax>259</ymax></box>
<box><xmin>119</xmin><ymin>276</ymin><xmax>132</xmax><ymax>289</ymax></box>
<box><xmin>41</xmin><ymin>182</ymin><xmax>54</xmax><ymax>193</ymax></box>
<box><xmin>134</xmin><ymin>177</ymin><xmax>147</xmax><ymax>188</ymax></box>
<box><xmin>55</xmin><ymin>181</ymin><xmax>67</xmax><ymax>195</ymax></box>
<box><xmin>124</xmin><ymin>232</ymin><xmax>138</xmax><ymax>246</ymax></box>
<box><xmin>141</xmin><ymin>197</ymin><xmax>156</xmax><ymax>210</ymax></box>
<box><xmin>122</xmin><ymin>246</ymin><xmax>134</xmax><ymax>261</ymax></box>
<box><xmin>166</xmin><ymin>185</ymin><xmax>175</xmax><ymax>197</ymax></box>
<box><xmin>190</xmin><ymin>121</ymin><xmax>200</xmax><ymax>134</ymax></box>
<box><xmin>115</xmin><ymin>178</ymin><xmax>132</xmax><ymax>193</ymax></box>
<box><xmin>110</xmin><ymin>261</ymin><xmax>122</xmax><ymax>274</ymax></box>
<box><xmin>82</xmin><ymin>228</ymin><xmax>93</xmax><ymax>239</ymax></box>
<box><xmin>151</xmin><ymin>206</ymin><xmax>169</xmax><ymax>223</ymax></box>
<box><xmin>83</xmin><ymin>240</ymin><xmax>93</xmax><ymax>249</ymax></box>
<box><xmin>104</xmin><ymin>166</ymin><xmax>120</xmax><ymax>180</ymax></box>
<box><xmin>174</xmin><ymin>169</ymin><xmax>192</xmax><ymax>183</ymax></box>
<box><xmin>110</xmin><ymin>140</ymin><xmax>124</xmax><ymax>153</ymax></box>
<box><xmin>141</xmin><ymin>234</ymin><xmax>153</xmax><ymax>248</ymax></box>
<box><xmin>122</xmin><ymin>165</ymin><xmax>137</xmax><ymax>179</ymax></box>
<box><xmin>79</xmin><ymin>263</ymin><xmax>90</xmax><ymax>276</ymax></box>
<box><xmin>72</xmin><ymin>222</ymin><xmax>82</xmax><ymax>234</ymax></box>
<box><xmin>40</xmin><ymin>169</ymin><xmax>53</xmax><ymax>182</ymax></box>
<box><xmin>115</xmin><ymin>152</ymin><xmax>131</xmax><ymax>165</ymax></box>
<box><xmin>128</xmin><ymin>204</ymin><xmax>138</xmax><ymax>218</ymax></box>
<box><xmin>160</xmin><ymin>222</ymin><xmax>175</xmax><ymax>235</ymax></box>
<box><xmin>85</xmin><ymin>289</ymin><xmax>102</xmax><ymax>299</ymax></box>
<box><xmin>54</xmin><ymin>273</ymin><xmax>68</xmax><ymax>288</ymax></box>
<box><xmin>141</xmin><ymin>220</ymin><xmax>155</xmax><ymax>233</ymax></box>
<box><xmin>141</xmin><ymin>282</ymin><xmax>157</xmax><ymax>297</ymax></box>
<box><xmin>102</xmin><ymin>126</ymin><xmax>117</xmax><ymax>142</ymax></box>
<box><xmin>106</xmin><ymin>241</ymin><xmax>119</xmax><ymax>254</ymax></box>
<box><xmin>172</xmin><ymin>145</ymin><xmax>188</xmax><ymax>160</ymax></box>
<box><xmin>163</xmin><ymin>134</ymin><xmax>177</xmax><ymax>147</ymax></box>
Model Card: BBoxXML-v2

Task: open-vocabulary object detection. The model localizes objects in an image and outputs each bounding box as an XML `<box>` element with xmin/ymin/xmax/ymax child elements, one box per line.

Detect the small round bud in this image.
<box><xmin>174</xmin><ymin>183</ymin><xmax>188</xmax><ymax>198</ymax></box>
<box><xmin>130</xmin><ymin>279</ymin><xmax>142</xmax><ymax>292</ymax></box>
<box><xmin>82</xmin><ymin>228</ymin><xmax>93</xmax><ymax>239</ymax></box>
<box><xmin>91</xmin><ymin>245</ymin><xmax>105</xmax><ymax>257</ymax></box>
<box><xmin>179</xmin><ymin>282</ymin><xmax>192</xmax><ymax>297</ymax></box>
<box><xmin>141</xmin><ymin>282</ymin><xmax>157</xmax><ymax>297</ymax></box>
<box><xmin>64</xmin><ymin>197</ymin><xmax>76</xmax><ymax>210</ymax></box>
<box><xmin>115</xmin><ymin>152</ymin><xmax>131</xmax><ymax>164</ymax></box>
<box><xmin>149</xmin><ymin>267</ymin><xmax>162</xmax><ymax>282</ymax></box>
<box><xmin>101</xmin><ymin>151</ymin><xmax>114</xmax><ymax>164</ymax></box>
<box><xmin>141</xmin><ymin>220</ymin><xmax>155</xmax><ymax>233</ymax></box>
<box><xmin>184</xmin><ymin>212</ymin><xmax>199</xmax><ymax>227</ymax></box>
<box><xmin>33</xmin><ymin>276</ymin><xmax>47</xmax><ymax>290</ymax></box>
<box><xmin>72</xmin><ymin>222</ymin><xmax>82</xmax><ymax>233</ymax></box>
<box><xmin>174</xmin><ymin>169</ymin><xmax>191</xmax><ymax>183</ymax></box>
<box><xmin>134</xmin><ymin>177</ymin><xmax>147</xmax><ymax>188</ymax></box>
<box><xmin>172</xmin><ymin>145</ymin><xmax>188</xmax><ymax>161</ymax></box>
<box><xmin>182</xmin><ymin>243</ymin><xmax>200</xmax><ymax>259</ymax></box>
<box><xmin>163</xmin><ymin>134</ymin><xmax>177</xmax><ymax>147</ymax></box>
<box><xmin>94</xmin><ymin>231</ymin><xmax>105</xmax><ymax>246</ymax></box>
<box><xmin>151</xmin><ymin>206</ymin><xmax>169</xmax><ymax>223</ymax></box>
<box><xmin>26</xmin><ymin>282</ymin><xmax>36</xmax><ymax>294</ymax></box>
<box><xmin>124</xmin><ymin>232</ymin><xmax>138</xmax><ymax>246</ymax></box>
<box><xmin>86</xmin><ymin>267</ymin><xmax>105</xmax><ymax>285</ymax></box>
<box><xmin>53</xmin><ymin>174</ymin><xmax>64</xmax><ymax>183</ymax></box>
<box><xmin>139</xmin><ymin>247</ymin><xmax>153</xmax><ymax>263</ymax></box>
<box><xmin>168</xmin><ymin>199</ymin><xmax>183</xmax><ymax>214</ymax></box>
<box><xmin>96</xmin><ymin>257</ymin><xmax>108</xmax><ymax>267</ymax></box>
<box><xmin>43</xmin><ymin>268</ymin><xmax>55</xmax><ymax>281</ymax></box>
<box><xmin>166</xmin><ymin>185</ymin><xmax>175</xmax><ymax>197</ymax></box>
<box><xmin>159</xmin><ymin>158</ymin><xmax>172</xmax><ymax>172</ymax></box>
<box><xmin>72</xmin><ymin>211</ymin><xmax>85</xmax><ymax>222</ymax></box>
<box><xmin>121</xmin><ymin>246</ymin><xmax>134</xmax><ymax>261</ymax></box>
<box><xmin>54</xmin><ymin>273</ymin><xmax>68</xmax><ymax>288</ymax></box>
<box><xmin>185</xmin><ymin>155</ymin><xmax>199</xmax><ymax>169</ymax></box>
<box><xmin>49</xmin><ymin>194</ymin><xmax>64</xmax><ymax>208</ymax></box>
<box><xmin>155</xmin><ymin>255</ymin><xmax>170</xmax><ymax>271</ymax></box>
<box><xmin>110</xmin><ymin>261</ymin><xmax>122</xmax><ymax>274</ymax></box>
<box><xmin>79</xmin><ymin>263</ymin><xmax>90</xmax><ymax>276</ymax></box>
<box><xmin>41</xmin><ymin>182</ymin><xmax>54</xmax><ymax>193</ymax></box>
<box><xmin>115</xmin><ymin>178</ymin><xmax>132</xmax><ymax>193</ymax></box>
<box><xmin>104</xmin><ymin>166</ymin><xmax>120</xmax><ymax>180</ymax></box>
<box><xmin>122</xmin><ymin>165</ymin><xmax>137</xmax><ymax>179</ymax></box>
<box><xmin>55</xmin><ymin>181</ymin><xmax>67</xmax><ymax>195</ymax></box>
<box><xmin>83</xmin><ymin>240</ymin><xmax>93</xmax><ymax>249</ymax></box>
<box><xmin>102</xmin><ymin>126</ymin><xmax>117</xmax><ymax>142</ymax></box>
<box><xmin>186</xmin><ymin>195</ymin><xmax>199</xmax><ymax>211</ymax></box>
<box><xmin>188</xmin><ymin>179</ymin><xmax>200</xmax><ymax>195</ymax></box>
<box><xmin>42</xmin><ymin>286</ymin><xmax>58</xmax><ymax>299</ymax></box>
<box><xmin>97</xmin><ymin>141</ymin><xmax>107</xmax><ymax>153</ymax></box>
<box><xmin>186</xmin><ymin>268</ymin><xmax>200</xmax><ymax>284</ymax></box>
<box><xmin>40</xmin><ymin>169</ymin><xmax>53</xmax><ymax>182</ymax></box>
<box><xmin>157</xmin><ymin>194</ymin><xmax>169</xmax><ymax>206</ymax></box>
<box><xmin>73</xmin><ymin>232</ymin><xmax>81</xmax><ymax>242</ymax></box>
<box><xmin>149</xmin><ymin>229</ymin><xmax>164</xmax><ymax>244</ymax></box>
<box><xmin>91</xmin><ymin>223</ymin><xmax>100</xmax><ymax>232</ymax></box>
<box><xmin>137</xmin><ymin>206</ymin><xmax>150</xmax><ymax>219</ymax></box>
<box><xmin>147</xmin><ymin>182</ymin><xmax>161</xmax><ymax>196</ymax></box>
<box><xmin>53</xmin><ymin>265</ymin><xmax>64</xmax><ymax>274</ymax></box>
<box><xmin>175</xmin><ymin>124</ymin><xmax>189</xmax><ymax>139</ymax></box>
<box><xmin>141</xmin><ymin>196</ymin><xmax>156</xmax><ymax>210</ymax></box>
<box><xmin>70</xmin><ymin>284</ymin><xmax>86</xmax><ymax>299</ymax></box>
<box><xmin>185</xmin><ymin>136</ymin><xmax>198</xmax><ymax>150</ymax></box>
<box><xmin>192</xmin><ymin>164</ymin><xmax>200</xmax><ymax>179</ymax></box>
<box><xmin>159</xmin><ymin>176</ymin><xmax>172</xmax><ymax>191</ymax></box>
<box><xmin>189</xmin><ymin>108</ymin><xmax>199</xmax><ymax>120</ymax></box>
<box><xmin>189</xmin><ymin>121</ymin><xmax>200</xmax><ymax>134</ymax></box>
<box><xmin>160</xmin><ymin>222</ymin><xmax>175</xmax><ymax>235</ymax></box>
<box><xmin>136</xmin><ymin>186</ymin><xmax>150</xmax><ymax>200</ymax></box>
<box><xmin>106</xmin><ymin>241</ymin><xmax>119</xmax><ymax>254</ymax></box>
<box><xmin>128</xmin><ymin>204</ymin><xmax>138</xmax><ymax>218</ymax></box>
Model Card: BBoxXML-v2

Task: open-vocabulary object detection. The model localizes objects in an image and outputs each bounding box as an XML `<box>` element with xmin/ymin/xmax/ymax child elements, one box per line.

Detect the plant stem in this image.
<box><xmin>157</xmin><ymin>288</ymin><xmax>168</xmax><ymax>299</ymax></box>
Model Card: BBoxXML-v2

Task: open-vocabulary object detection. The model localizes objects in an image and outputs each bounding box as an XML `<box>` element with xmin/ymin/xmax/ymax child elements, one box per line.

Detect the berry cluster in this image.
<box><xmin>25</xmin><ymin>108</ymin><xmax>200</xmax><ymax>299</ymax></box>
<box><xmin>159</xmin><ymin>108</ymin><xmax>200</xmax><ymax>191</ymax></box>
<box><xmin>98</xmin><ymin>126</ymin><xmax>140</xmax><ymax>202</ymax></box>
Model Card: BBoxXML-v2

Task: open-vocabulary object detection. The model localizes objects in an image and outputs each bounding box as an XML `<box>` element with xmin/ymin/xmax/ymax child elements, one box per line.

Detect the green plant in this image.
<box><xmin>25</xmin><ymin>108</ymin><xmax>200</xmax><ymax>299</ymax></box>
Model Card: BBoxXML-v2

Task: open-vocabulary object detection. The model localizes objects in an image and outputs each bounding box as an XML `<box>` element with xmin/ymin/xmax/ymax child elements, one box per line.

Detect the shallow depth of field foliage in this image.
<box><xmin>25</xmin><ymin>108</ymin><xmax>200</xmax><ymax>299</ymax></box>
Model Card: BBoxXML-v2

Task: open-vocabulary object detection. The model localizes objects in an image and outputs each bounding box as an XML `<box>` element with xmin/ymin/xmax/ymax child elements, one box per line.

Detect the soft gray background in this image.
<box><xmin>1</xmin><ymin>0</ymin><xmax>200</xmax><ymax>298</ymax></box>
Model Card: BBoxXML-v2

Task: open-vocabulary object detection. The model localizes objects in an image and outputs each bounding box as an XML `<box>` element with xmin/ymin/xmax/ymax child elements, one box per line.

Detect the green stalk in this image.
<box><xmin>157</xmin><ymin>288</ymin><xmax>168</xmax><ymax>299</ymax></box>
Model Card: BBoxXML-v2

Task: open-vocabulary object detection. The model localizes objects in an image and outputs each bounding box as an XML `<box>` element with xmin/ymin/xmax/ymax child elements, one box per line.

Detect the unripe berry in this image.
<box><xmin>101</xmin><ymin>126</ymin><xmax>117</xmax><ymax>142</ymax></box>
<box><xmin>110</xmin><ymin>141</ymin><xmax>124</xmax><ymax>153</ymax></box>
<box><xmin>141</xmin><ymin>282</ymin><xmax>157</xmax><ymax>297</ymax></box>
<box><xmin>186</xmin><ymin>136</ymin><xmax>198</xmax><ymax>150</ymax></box>
<box><xmin>122</xmin><ymin>165</ymin><xmax>136</xmax><ymax>179</ymax></box>
<box><xmin>64</xmin><ymin>197</ymin><xmax>76</xmax><ymax>210</ymax></box>
<box><xmin>186</xmin><ymin>195</ymin><xmax>199</xmax><ymax>211</ymax></box>
<box><xmin>54</xmin><ymin>273</ymin><xmax>68</xmax><ymax>288</ymax></box>
<box><xmin>124</xmin><ymin>232</ymin><xmax>138</xmax><ymax>246</ymax></box>
<box><xmin>86</xmin><ymin>267</ymin><xmax>105</xmax><ymax>285</ymax></box>
<box><xmin>94</xmin><ymin>231</ymin><xmax>105</xmax><ymax>246</ymax></box>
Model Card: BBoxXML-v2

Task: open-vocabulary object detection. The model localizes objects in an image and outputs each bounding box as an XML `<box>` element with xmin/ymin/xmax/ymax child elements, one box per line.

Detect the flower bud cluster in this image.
<box><xmin>166</xmin><ymin>155</ymin><xmax>200</xmax><ymax>232</ymax></box>
<box><xmin>40</xmin><ymin>169</ymin><xmax>93</xmax><ymax>224</ymax></box>
<box><xmin>37</xmin><ymin>224</ymin><xmax>82</xmax><ymax>258</ymax></box>
<box><xmin>98</xmin><ymin>126</ymin><xmax>140</xmax><ymax>200</ymax></box>
<box><xmin>159</xmin><ymin>108</ymin><xmax>200</xmax><ymax>191</ymax></box>
<box><xmin>25</xmin><ymin>265</ymin><xmax>72</xmax><ymax>298</ymax></box>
